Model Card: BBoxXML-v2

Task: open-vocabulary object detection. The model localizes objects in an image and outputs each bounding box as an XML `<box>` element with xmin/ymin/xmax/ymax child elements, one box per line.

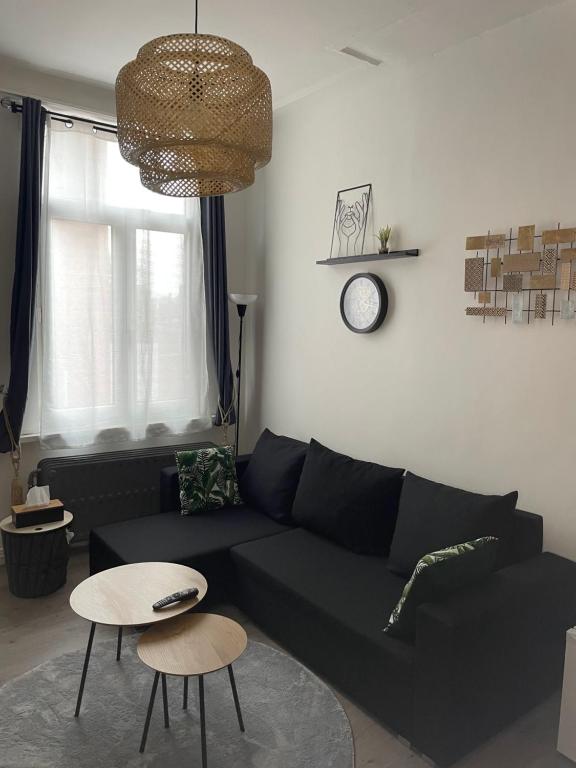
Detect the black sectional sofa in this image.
<box><xmin>89</xmin><ymin>439</ymin><xmax>576</xmax><ymax>766</ymax></box>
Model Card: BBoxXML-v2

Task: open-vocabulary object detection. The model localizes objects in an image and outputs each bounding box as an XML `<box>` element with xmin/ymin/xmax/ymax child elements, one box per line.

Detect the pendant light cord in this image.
<box><xmin>195</xmin><ymin>0</ymin><xmax>198</xmax><ymax>34</ymax></box>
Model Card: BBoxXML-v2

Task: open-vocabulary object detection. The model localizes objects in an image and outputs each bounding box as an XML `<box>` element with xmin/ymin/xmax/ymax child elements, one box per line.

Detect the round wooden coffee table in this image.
<box><xmin>69</xmin><ymin>562</ymin><xmax>207</xmax><ymax>717</ymax></box>
<box><xmin>137</xmin><ymin>613</ymin><xmax>248</xmax><ymax>765</ymax></box>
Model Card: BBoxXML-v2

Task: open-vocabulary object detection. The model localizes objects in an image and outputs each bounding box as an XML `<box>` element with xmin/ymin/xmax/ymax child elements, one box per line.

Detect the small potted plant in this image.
<box><xmin>375</xmin><ymin>226</ymin><xmax>392</xmax><ymax>254</ymax></box>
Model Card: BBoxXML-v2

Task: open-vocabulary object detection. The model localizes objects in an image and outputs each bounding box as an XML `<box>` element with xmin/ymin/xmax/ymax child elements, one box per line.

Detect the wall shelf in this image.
<box><xmin>316</xmin><ymin>249</ymin><xmax>419</xmax><ymax>265</ymax></box>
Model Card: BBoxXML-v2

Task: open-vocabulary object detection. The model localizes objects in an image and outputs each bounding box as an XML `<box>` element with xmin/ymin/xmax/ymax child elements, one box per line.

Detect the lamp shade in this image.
<box><xmin>229</xmin><ymin>293</ymin><xmax>258</xmax><ymax>306</ymax></box>
<box><xmin>116</xmin><ymin>34</ymin><xmax>272</xmax><ymax>197</ymax></box>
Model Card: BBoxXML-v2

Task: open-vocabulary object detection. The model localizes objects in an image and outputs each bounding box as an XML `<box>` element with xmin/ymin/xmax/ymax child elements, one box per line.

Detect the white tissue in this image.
<box><xmin>25</xmin><ymin>485</ymin><xmax>50</xmax><ymax>506</ymax></box>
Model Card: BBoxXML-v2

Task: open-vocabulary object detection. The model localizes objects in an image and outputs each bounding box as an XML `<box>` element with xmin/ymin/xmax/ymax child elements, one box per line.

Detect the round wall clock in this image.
<box><xmin>340</xmin><ymin>273</ymin><xmax>388</xmax><ymax>333</ymax></box>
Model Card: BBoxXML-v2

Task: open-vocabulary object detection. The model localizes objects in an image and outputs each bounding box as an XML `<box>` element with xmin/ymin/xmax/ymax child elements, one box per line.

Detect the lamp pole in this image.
<box><xmin>229</xmin><ymin>293</ymin><xmax>258</xmax><ymax>456</ymax></box>
<box><xmin>234</xmin><ymin>303</ymin><xmax>246</xmax><ymax>457</ymax></box>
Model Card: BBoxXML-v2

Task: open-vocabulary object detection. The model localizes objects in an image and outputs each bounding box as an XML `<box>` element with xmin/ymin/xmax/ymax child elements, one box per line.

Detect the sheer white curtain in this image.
<box><xmin>27</xmin><ymin>119</ymin><xmax>214</xmax><ymax>447</ymax></box>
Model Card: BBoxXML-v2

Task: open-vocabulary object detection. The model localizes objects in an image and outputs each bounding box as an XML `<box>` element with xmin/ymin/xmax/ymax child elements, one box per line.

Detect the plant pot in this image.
<box><xmin>378</xmin><ymin>245</ymin><xmax>389</xmax><ymax>254</ymax></box>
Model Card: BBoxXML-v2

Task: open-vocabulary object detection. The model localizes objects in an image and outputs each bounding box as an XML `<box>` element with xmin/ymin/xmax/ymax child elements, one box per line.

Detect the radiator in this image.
<box><xmin>33</xmin><ymin>442</ymin><xmax>213</xmax><ymax>543</ymax></box>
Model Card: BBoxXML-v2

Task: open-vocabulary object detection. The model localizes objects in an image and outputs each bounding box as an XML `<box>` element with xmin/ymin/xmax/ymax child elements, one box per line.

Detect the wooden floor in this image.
<box><xmin>0</xmin><ymin>550</ymin><xmax>573</xmax><ymax>768</ymax></box>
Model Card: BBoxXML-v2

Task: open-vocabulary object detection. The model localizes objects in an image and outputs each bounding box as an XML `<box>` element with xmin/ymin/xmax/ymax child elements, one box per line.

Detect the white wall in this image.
<box><xmin>223</xmin><ymin>178</ymin><xmax>265</xmax><ymax>452</ymax></box>
<box><xmin>0</xmin><ymin>54</ymin><xmax>116</xmax><ymax>118</ymax></box>
<box><xmin>0</xmin><ymin>58</ymin><xmax>256</xmax><ymax>518</ymax></box>
<box><xmin>257</xmin><ymin>1</ymin><xmax>576</xmax><ymax>559</ymax></box>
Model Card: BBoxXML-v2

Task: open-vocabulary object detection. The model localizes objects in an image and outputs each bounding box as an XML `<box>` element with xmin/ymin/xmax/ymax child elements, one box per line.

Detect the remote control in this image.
<box><xmin>152</xmin><ymin>587</ymin><xmax>199</xmax><ymax>611</ymax></box>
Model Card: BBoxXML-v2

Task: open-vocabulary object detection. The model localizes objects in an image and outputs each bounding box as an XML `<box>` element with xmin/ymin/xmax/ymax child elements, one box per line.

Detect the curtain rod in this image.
<box><xmin>0</xmin><ymin>97</ymin><xmax>117</xmax><ymax>134</ymax></box>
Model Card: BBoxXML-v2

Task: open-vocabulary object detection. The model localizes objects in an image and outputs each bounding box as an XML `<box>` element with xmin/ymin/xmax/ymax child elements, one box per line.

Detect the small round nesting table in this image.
<box><xmin>137</xmin><ymin>613</ymin><xmax>248</xmax><ymax>765</ymax></box>
<box><xmin>0</xmin><ymin>511</ymin><xmax>73</xmax><ymax>598</ymax></box>
<box><xmin>69</xmin><ymin>562</ymin><xmax>207</xmax><ymax>717</ymax></box>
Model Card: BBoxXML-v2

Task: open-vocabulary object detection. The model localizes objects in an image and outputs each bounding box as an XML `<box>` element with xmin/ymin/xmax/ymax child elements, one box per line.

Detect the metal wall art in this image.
<box><xmin>464</xmin><ymin>224</ymin><xmax>576</xmax><ymax>325</ymax></box>
<box><xmin>330</xmin><ymin>184</ymin><xmax>372</xmax><ymax>259</ymax></box>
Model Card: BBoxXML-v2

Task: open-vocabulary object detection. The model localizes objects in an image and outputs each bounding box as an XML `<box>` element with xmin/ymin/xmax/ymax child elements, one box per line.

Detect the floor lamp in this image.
<box><xmin>229</xmin><ymin>293</ymin><xmax>258</xmax><ymax>456</ymax></box>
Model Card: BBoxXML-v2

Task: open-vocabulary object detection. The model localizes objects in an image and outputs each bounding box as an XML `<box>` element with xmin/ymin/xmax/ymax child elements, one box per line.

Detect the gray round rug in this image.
<box><xmin>0</xmin><ymin>636</ymin><xmax>354</xmax><ymax>768</ymax></box>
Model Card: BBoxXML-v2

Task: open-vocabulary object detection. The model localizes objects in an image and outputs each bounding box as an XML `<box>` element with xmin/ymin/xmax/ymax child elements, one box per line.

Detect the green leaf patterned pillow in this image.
<box><xmin>176</xmin><ymin>446</ymin><xmax>242</xmax><ymax>515</ymax></box>
<box><xmin>384</xmin><ymin>536</ymin><xmax>499</xmax><ymax>641</ymax></box>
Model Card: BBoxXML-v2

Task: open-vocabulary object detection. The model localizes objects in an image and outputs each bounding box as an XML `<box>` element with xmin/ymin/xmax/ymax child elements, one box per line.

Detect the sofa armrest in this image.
<box><xmin>159</xmin><ymin>454</ymin><xmax>252</xmax><ymax>513</ymax></box>
<box><xmin>413</xmin><ymin>552</ymin><xmax>576</xmax><ymax>766</ymax></box>
<box><xmin>509</xmin><ymin>508</ymin><xmax>543</xmax><ymax>564</ymax></box>
<box><xmin>160</xmin><ymin>466</ymin><xmax>180</xmax><ymax>513</ymax></box>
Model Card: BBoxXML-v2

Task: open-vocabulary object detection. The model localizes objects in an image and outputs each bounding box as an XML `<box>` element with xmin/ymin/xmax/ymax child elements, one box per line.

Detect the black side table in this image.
<box><xmin>1</xmin><ymin>511</ymin><xmax>73</xmax><ymax>598</ymax></box>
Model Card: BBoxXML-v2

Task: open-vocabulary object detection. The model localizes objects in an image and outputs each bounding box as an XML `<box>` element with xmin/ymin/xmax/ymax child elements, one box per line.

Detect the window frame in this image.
<box><xmin>22</xmin><ymin>123</ymin><xmax>212</xmax><ymax>442</ymax></box>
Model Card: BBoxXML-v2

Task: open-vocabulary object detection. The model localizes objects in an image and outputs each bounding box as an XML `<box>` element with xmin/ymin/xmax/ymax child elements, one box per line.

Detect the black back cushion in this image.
<box><xmin>239</xmin><ymin>429</ymin><xmax>308</xmax><ymax>523</ymax></box>
<box><xmin>292</xmin><ymin>439</ymin><xmax>405</xmax><ymax>555</ymax></box>
<box><xmin>388</xmin><ymin>471</ymin><xmax>518</xmax><ymax>576</ymax></box>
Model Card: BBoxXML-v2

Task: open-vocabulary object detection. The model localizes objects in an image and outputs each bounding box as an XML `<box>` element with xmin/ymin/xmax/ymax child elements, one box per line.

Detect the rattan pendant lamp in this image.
<box><xmin>115</xmin><ymin>0</ymin><xmax>272</xmax><ymax>197</ymax></box>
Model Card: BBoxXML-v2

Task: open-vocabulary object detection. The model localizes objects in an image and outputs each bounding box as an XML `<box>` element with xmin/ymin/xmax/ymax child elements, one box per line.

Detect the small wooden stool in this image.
<box><xmin>137</xmin><ymin>613</ymin><xmax>248</xmax><ymax>766</ymax></box>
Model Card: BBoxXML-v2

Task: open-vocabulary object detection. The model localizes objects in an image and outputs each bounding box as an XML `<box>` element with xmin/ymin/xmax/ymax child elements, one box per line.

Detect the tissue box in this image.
<box><xmin>11</xmin><ymin>499</ymin><xmax>65</xmax><ymax>529</ymax></box>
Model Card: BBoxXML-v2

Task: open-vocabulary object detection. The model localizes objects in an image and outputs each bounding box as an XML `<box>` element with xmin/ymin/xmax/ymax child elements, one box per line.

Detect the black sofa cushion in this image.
<box><xmin>89</xmin><ymin>504</ymin><xmax>289</xmax><ymax>586</ymax></box>
<box><xmin>388</xmin><ymin>472</ymin><xmax>518</xmax><ymax>576</ymax></box>
<box><xmin>292</xmin><ymin>439</ymin><xmax>404</xmax><ymax>555</ymax></box>
<box><xmin>239</xmin><ymin>429</ymin><xmax>308</xmax><ymax>523</ymax></box>
<box><xmin>231</xmin><ymin>527</ymin><xmax>415</xmax><ymax>736</ymax></box>
<box><xmin>232</xmin><ymin>526</ymin><xmax>408</xmax><ymax>638</ymax></box>
<box><xmin>385</xmin><ymin>536</ymin><xmax>499</xmax><ymax>641</ymax></box>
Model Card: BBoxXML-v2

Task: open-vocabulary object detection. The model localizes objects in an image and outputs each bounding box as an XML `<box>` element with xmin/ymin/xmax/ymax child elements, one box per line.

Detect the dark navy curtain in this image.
<box><xmin>0</xmin><ymin>98</ymin><xmax>46</xmax><ymax>452</ymax></box>
<box><xmin>200</xmin><ymin>196</ymin><xmax>235</xmax><ymax>426</ymax></box>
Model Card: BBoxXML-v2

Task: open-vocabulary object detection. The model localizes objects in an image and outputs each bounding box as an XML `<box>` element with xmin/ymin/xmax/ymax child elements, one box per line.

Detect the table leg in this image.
<box><xmin>74</xmin><ymin>622</ymin><xmax>96</xmax><ymax>717</ymax></box>
<box><xmin>227</xmin><ymin>664</ymin><xmax>245</xmax><ymax>732</ymax></box>
<box><xmin>116</xmin><ymin>626</ymin><xmax>123</xmax><ymax>661</ymax></box>
<box><xmin>140</xmin><ymin>671</ymin><xmax>160</xmax><ymax>753</ymax></box>
<box><xmin>161</xmin><ymin>673</ymin><xmax>170</xmax><ymax>728</ymax></box>
<box><xmin>183</xmin><ymin>676</ymin><xmax>188</xmax><ymax>710</ymax></box>
<box><xmin>199</xmin><ymin>675</ymin><xmax>207</xmax><ymax>768</ymax></box>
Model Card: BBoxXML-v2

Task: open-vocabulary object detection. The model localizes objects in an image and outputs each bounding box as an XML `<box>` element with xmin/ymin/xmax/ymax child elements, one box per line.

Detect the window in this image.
<box><xmin>23</xmin><ymin>119</ymin><xmax>214</xmax><ymax>446</ymax></box>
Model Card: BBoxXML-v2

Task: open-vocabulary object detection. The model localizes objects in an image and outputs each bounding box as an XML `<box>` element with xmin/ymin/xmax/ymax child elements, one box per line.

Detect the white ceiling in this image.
<box><xmin>0</xmin><ymin>0</ymin><xmax>565</xmax><ymax>107</ymax></box>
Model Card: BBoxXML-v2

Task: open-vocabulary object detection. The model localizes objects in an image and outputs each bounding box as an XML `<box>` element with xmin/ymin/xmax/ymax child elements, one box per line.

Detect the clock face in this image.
<box><xmin>340</xmin><ymin>273</ymin><xmax>388</xmax><ymax>333</ymax></box>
